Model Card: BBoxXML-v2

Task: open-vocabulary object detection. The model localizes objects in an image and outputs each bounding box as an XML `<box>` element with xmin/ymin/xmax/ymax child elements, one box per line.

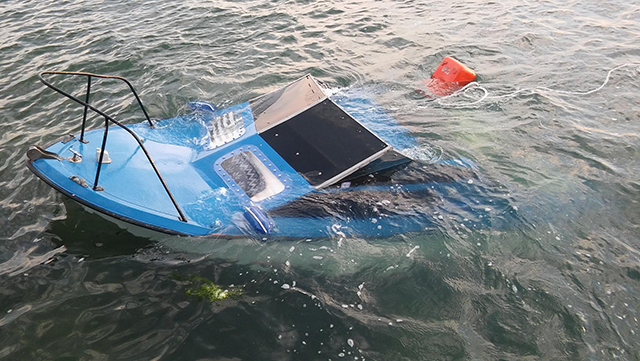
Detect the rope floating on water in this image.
<box><xmin>431</xmin><ymin>63</ymin><xmax>640</xmax><ymax>108</ymax></box>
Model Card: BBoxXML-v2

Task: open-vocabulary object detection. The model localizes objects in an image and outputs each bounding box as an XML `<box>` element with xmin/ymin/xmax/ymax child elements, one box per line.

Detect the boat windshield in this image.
<box><xmin>250</xmin><ymin>75</ymin><xmax>326</xmax><ymax>132</ymax></box>
<box><xmin>251</xmin><ymin>76</ymin><xmax>390</xmax><ymax>189</ymax></box>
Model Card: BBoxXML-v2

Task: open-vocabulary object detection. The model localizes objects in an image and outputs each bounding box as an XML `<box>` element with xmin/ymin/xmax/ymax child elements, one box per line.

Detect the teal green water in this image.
<box><xmin>1</xmin><ymin>1</ymin><xmax>640</xmax><ymax>360</ymax></box>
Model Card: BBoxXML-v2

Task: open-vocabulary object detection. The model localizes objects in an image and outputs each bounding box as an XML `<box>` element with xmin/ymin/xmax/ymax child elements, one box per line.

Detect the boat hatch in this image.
<box><xmin>214</xmin><ymin>146</ymin><xmax>288</xmax><ymax>203</ymax></box>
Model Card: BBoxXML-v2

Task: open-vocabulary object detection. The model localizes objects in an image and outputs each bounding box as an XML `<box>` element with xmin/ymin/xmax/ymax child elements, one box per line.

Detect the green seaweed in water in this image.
<box><xmin>183</xmin><ymin>276</ymin><xmax>242</xmax><ymax>302</ymax></box>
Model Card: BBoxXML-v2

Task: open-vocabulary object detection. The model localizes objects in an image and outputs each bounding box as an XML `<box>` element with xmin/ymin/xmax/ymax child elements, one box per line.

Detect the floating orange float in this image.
<box><xmin>419</xmin><ymin>56</ymin><xmax>477</xmax><ymax>97</ymax></box>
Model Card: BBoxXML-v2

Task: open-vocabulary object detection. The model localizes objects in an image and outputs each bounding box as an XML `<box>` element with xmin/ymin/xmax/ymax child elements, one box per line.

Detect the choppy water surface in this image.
<box><xmin>1</xmin><ymin>0</ymin><xmax>640</xmax><ymax>360</ymax></box>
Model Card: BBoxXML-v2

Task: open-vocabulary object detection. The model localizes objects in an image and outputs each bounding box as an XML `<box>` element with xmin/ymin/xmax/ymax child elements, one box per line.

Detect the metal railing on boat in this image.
<box><xmin>39</xmin><ymin>71</ymin><xmax>188</xmax><ymax>223</ymax></box>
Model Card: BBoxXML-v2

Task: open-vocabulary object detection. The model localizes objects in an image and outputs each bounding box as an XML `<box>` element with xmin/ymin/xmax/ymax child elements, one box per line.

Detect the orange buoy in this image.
<box><xmin>419</xmin><ymin>56</ymin><xmax>477</xmax><ymax>97</ymax></box>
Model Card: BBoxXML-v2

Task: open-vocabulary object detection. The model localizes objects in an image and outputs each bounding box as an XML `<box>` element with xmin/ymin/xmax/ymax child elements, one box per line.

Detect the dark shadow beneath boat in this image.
<box><xmin>48</xmin><ymin>200</ymin><xmax>155</xmax><ymax>258</ymax></box>
<box><xmin>270</xmin><ymin>159</ymin><xmax>478</xmax><ymax>219</ymax></box>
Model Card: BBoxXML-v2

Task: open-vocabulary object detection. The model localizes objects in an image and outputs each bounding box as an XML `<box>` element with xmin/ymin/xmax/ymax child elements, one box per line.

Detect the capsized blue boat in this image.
<box><xmin>27</xmin><ymin>72</ymin><xmax>482</xmax><ymax>238</ymax></box>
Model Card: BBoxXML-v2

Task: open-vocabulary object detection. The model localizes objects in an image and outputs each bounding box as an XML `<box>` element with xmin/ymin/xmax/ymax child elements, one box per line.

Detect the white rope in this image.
<box><xmin>431</xmin><ymin>63</ymin><xmax>640</xmax><ymax>108</ymax></box>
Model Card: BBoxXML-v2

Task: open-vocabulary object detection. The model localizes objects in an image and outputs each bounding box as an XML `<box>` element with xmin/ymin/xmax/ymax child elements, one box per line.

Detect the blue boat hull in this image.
<box><xmin>28</xmin><ymin>81</ymin><xmax>488</xmax><ymax>239</ymax></box>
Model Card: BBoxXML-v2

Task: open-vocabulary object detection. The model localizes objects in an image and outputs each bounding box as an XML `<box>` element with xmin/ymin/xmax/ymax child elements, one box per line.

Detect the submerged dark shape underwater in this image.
<box><xmin>27</xmin><ymin>72</ymin><xmax>508</xmax><ymax>238</ymax></box>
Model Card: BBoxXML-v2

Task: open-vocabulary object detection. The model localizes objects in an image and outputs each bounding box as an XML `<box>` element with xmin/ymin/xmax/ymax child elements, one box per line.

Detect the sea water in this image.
<box><xmin>1</xmin><ymin>1</ymin><xmax>639</xmax><ymax>360</ymax></box>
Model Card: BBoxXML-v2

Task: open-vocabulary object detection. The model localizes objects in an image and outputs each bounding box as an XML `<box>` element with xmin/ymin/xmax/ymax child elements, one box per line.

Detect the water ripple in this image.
<box><xmin>1</xmin><ymin>0</ymin><xmax>640</xmax><ymax>359</ymax></box>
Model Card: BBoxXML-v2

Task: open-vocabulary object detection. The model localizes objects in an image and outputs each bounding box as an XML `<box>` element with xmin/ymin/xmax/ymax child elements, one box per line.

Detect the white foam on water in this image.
<box><xmin>406</xmin><ymin>246</ymin><xmax>420</xmax><ymax>258</ymax></box>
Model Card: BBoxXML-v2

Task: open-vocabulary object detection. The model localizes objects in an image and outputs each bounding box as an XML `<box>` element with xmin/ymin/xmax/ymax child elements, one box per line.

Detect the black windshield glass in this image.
<box><xmin>260</xmin><ymin>100</ymin><xmax>388</xmax><ymax>187</ymax></box>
